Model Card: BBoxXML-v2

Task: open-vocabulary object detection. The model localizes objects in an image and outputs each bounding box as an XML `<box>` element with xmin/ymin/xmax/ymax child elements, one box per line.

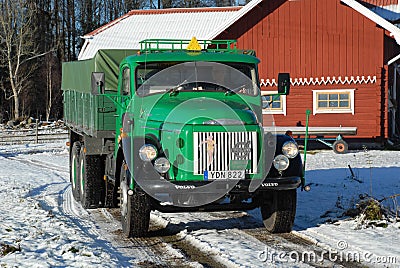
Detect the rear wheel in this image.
<box><xmin>260</xmin><ymin>190</ymin><xmax>297</xmax><ymax>233</ymax></box>
<box><xmin>79</xmin><ymin>148</ymin><xmax>104</xmax><ymax>208</ymax></box>
<box><xmin>333</xmin><ymin>140</ymin><xmax>348</xmax><ymax>154</ymax></box>
<box><xmin>120</xmin><ymin>162</ymin><xmax>150</xmax><ymax>238</ymax></box>
<box><xmin>70</xmin><ymin>142</ymin><xmax>81</xmax><ymax>201</ymax></box>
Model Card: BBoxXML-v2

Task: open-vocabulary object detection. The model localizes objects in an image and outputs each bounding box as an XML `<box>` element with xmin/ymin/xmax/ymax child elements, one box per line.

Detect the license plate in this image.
<box><xmin>204</xmin><ymin>170</ymin><xmax>245</xmax><ymax>180</ymax></box>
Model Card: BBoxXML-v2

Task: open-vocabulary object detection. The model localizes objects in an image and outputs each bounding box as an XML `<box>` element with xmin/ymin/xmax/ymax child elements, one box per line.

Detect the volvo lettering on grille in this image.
<box><xmin>231</xmin><ymin>141</ymin><xmax>252</xmax><ymax>160</ymax></box>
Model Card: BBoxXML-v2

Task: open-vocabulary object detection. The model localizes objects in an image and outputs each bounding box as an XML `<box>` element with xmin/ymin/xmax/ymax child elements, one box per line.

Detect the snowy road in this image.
<box><xmin>0</xmin><ymin>145</ymin><xmax>198</xmax><ymax>267</ymax></box>
<box><xmin>1</xmin><ymin>142</ymin><xmax>399</xmax><ymax>267</ymax></box>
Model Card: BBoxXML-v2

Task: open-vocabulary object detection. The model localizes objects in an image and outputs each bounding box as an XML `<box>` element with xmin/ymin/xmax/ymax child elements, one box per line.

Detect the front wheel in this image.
<box><xmin>260</xmin><ymin>190</ymin><xmax>297</xmax><ymax>233</ymax></box>
<box><xmin>120</xmin><ymin>163</ymin><xmax>150</xmax><ymax>238</ymax></box>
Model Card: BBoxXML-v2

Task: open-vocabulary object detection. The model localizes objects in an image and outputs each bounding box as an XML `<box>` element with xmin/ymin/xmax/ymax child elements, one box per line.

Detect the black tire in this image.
<box><xmin>120</xmin><ymin>163</ymin><xmax>150</xmax><ymax>238</ymax></box>
<box><xmin>79</xmin><ymin>148</ymin><xmax>104</xmax><ymax>209</ymax></box>
<box><xmin>70</xmin><ymin>142</ymin><xmax>81</xmax><ymax>201</ymax></box>
<box><xmin>260</xmin><ymin>190</ymin><xmax>297</xmax><ymax>233</ymax></box>
<box><xmin>333</xmin><ymin>140</ymin><xmax>348</xmax><ymax>154</ymax></box>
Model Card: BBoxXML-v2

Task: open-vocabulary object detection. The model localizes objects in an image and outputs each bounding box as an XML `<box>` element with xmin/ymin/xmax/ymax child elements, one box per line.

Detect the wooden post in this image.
<box><xmin>36</xmin><ymin>119</ymin><xmax>39</xmax><ymax>143</ymax></box>
<box><xmin>302</xmin><ymin>109</ymin><xmax>311</xmax><ymax>187</ymax></box>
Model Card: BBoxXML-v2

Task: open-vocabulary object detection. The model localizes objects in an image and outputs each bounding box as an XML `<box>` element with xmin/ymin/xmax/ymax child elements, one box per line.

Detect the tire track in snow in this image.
<box><xmin>150</xmin><ymin>211</ymin><xmax>271</xmax><ymax>268</ymax></box>
<box><xmin>292</xmin><ymin>228</ymin><xmax>371</xmax><ymax>268</ymax></box>
<box><xmin>10</xmin><ymin>153</ymin><xmax>201</xmax><ymax>267</ymax></box>
<box><xmin>8</xmin><ymin>156</ymin><xmax>94</xmax><ymax>229</ymax></box>
<box><xmin>3</xmin><ymin>154</ymin><xmax>134</xmax><ymax>266</ymax></box>
<box><xmin>8</xmin><ymin>155</ymin><xmax>143</xmax><ymax>265</ymax></box>
<box><xmin>11</xmin><ymin>150</ymin><xmax>363</xmax><ymax>267</ymax></box>
<box><xmin>8</xmin><ymin>156</ymin><xmax>69</xmax><ymax>175</ymax></box>
<box><xmin>153</xmin><ymin>211</ymin><xmax>367</xmax><ymax>268</ymax></box>
<box><xmin>8</xmin><ymin>150</ymin><xmax>229</xmax><ymax>266</ymax></box>
<box><xmin>15</xmin><ymin>152</ymin><xmax>230</xmax><ymax>267</ymax></box>
<box><xmin>105</xmin><ymin>207</ymin><xmax>219</xmax><ymax>267</ymax></box>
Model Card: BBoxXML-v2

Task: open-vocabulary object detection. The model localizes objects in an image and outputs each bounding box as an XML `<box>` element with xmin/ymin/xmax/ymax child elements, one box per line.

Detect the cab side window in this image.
<box><xmin>122</xmin><ymin>67</ymin><xmax>130</xmax><ymax>96</ymax></box>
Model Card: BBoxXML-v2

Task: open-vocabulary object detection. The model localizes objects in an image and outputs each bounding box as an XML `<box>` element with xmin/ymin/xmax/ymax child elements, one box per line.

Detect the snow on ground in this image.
<box><xmin>0</xmin><ymin>142</ymin><xmax>399</xmax><ymax>267</ymax></box>
<box><xmin>295</xmin><ymin>150</ymin><xmax>400</xmax><ymax>267</ymax></box>
<box><xmin>0</xmin><ymin>142</ymin><xmax>129</xmax><ymax>267</ymax></box>
<box><xmin>154</xmin><ymin>149</ymin><xmax>400</xmax><ymax>267</ymax></box>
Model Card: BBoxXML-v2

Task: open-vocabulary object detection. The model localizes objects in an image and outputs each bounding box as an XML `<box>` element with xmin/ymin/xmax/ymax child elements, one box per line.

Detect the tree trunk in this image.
<box><xmin>13</xmin><ymin>91</ymin><xmax>20</xmax><ymax>120</ymax></box>
<box><xmin>46</xmin><ymin>62</ymin><xmax>52</xmax><ymax>121</ymax></box>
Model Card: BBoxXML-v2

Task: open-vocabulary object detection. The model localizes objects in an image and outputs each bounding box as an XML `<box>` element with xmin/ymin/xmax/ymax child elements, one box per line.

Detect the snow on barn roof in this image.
<box><xmin>78</xmin><ymin>0</ymin><xmax>400</xmax><ymax>60</ymax></box>
<box><xmin>357</xmin><ymin>0</ymin><xmax>400</xmax><ymax>21</ymax></box>
<box><xmin>78</xmin><ymin>0</ymin><xmax>263</xmax><ymax>60</ymax></box>
<box><xmin>342</xmin><ymin>0</ymin><xmax>400</xmax><ymax>44</ymax></box>
<box><xmin>78</xmin><ymin>8</ymin><xmax>237</xmax><ymax>60</ymax></box>
<box><xmin>77</xmin><ymin>6</ymin><xmax>236</xmax><ymax>59</ymax></box>
<box><xmin>370</xmin><ymin>5</ymin><xmax>400</xmax><ymax>21</ymax></box>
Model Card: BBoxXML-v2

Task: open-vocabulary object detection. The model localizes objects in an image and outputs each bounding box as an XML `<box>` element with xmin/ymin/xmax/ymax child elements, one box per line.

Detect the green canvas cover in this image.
<box><xmin>62</xmin><ymin>49</ymin><xmax>137</xmax><ymax>93</ymax></box>
<box><xmin>62</xmin><ymin>49</ymin><xmax>137</xmax><ymax>136</ymax></box>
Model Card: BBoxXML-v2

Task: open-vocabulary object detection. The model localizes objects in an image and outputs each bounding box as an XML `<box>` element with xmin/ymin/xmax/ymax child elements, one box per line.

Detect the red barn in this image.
<box><xmin>79</xmin><ymin>0</ymin><xmax>400</xmax><ymax>144</ymax></box>
<box><xmin>215</xmin><ymin>0</ymin><xmax>400</xmax><ymax>142</ymax></box>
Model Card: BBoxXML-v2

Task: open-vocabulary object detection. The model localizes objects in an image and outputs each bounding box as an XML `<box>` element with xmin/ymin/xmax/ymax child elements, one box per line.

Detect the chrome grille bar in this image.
<box><xmin>194</xmin><ymin>131</ymin><xmax>257</xmax><ymax>175</ymax></box>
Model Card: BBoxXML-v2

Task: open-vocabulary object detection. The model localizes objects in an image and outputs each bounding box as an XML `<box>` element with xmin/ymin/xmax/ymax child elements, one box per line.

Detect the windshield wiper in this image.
<box><xmin>168</xmin><ymin>79</ymin><xmax>188</xmax><ymax>96</ymax></box>
<box><xmin>224</xmin><ymin>84</ymin><xmax>246</xmax><ymax>96</ymax></box>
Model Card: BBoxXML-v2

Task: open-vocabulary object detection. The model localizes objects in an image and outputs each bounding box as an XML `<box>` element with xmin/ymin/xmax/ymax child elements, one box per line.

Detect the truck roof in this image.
<box><xmin>123</xmin><ymin>38</ymin><xmax>260</xmax><ymax>65</ymax></box>
<box><xmin>62</xmin><ymin>39</ymin><xmax>260</xmax><ymax>94</ymax></box>
<box><xmin>124</xmin><ymin>51</ymin><xmax>260</xmax><ymax>65</ymax></box>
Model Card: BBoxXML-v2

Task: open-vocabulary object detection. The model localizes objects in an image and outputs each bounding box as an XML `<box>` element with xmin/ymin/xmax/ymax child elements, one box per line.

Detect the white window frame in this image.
<box><xmin>312</xmin><ymin>89</ymin><xmax>355</xmax><ymax>115</ymax></box>
<box><xmin>261</xmin><ymin>92</ymin><xmax>287</xmax><ymax>115</ymax></box>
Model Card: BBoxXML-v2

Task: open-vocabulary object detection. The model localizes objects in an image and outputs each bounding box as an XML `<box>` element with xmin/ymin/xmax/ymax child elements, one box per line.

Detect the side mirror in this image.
<box><xmin>91</xmin><ymin>72</ymin><xmax>105</xmax><ymax>95</ymax></box>
<box><xmin>277</xmin><ymin>73</ymin><xmax>290</xmax><ymax>95</ymax></box>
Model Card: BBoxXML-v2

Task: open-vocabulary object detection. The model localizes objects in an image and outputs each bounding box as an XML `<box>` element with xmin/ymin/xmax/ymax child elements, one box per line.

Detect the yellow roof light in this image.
<box><xmin>187</xmin><ymin>37</ymin><xmax>202</xmax><ymax>51</ymax></box>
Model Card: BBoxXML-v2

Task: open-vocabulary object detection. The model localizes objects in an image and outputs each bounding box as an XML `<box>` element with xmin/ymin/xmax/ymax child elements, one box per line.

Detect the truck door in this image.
<box><xmin>119</xmin><ymin>66</ymin><xmax>132</xmax><ymax>124</ymax></box>
<box><xmin>118</xmin><ymin>65</ymin><xmax>134</xmax><ymax>145</ymax></box>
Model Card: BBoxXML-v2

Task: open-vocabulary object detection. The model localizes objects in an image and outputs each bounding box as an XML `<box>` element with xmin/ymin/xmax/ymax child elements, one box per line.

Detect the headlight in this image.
<box><xmin>273</xmin><ymin>155</ymin><xmax>289</xmax><ymax>171</ymax></box>
<box><xmin>282</xmin><ymin>141</ymin><xmax>299</xmax><ymax>158</ymax></box>
<box><xmin>139</xmin><ymin>144</ymin><xmax>157</xmax><ymax>161</ymax></box>
<box><xmin>154</xmin><ymin>157</ymin><xmax>171</xmax><ymax>173</ymax></box>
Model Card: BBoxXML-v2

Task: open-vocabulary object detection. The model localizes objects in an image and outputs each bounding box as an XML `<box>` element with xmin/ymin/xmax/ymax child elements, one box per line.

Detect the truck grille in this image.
<box><xmin>193</xmin><ymin>132</ymin><xmax>258</xmax><ymax>175</ymax></box>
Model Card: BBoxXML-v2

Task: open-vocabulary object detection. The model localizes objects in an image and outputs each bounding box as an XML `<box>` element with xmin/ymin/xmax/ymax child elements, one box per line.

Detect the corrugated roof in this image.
<box><xmin>358</xmin><ymin>0</ymin><xmax>400</xmax><ymax>20</ymax></box>
<box><xmin>342</xmin><ymin>0</ymin><xmax>400</xmax><ymax>44</ymax></box>
<box><xmin>78</xmin><ymin>6</ymin><xmax>244</xmax><ymax>60</ymax></box>
<box><xmin>370</xmin><ymin>5</ymin><xmax>400</xmax><ymax>21</ymax></box>
<box><xmin>362</xmin><ymin>0</ymin><xmax>398</xmax><ymax>5</ymax></box>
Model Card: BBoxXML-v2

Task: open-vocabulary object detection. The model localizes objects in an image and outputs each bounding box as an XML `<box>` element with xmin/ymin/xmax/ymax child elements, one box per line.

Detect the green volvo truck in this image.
<box><xmin>62</xmin><ymin>38</ymin><xmax>303</xmax><ymax>237</ymax></box>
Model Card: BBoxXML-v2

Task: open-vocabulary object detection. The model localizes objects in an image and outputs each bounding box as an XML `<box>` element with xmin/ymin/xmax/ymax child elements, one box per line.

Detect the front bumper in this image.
<box><xmin>135</xmin><ymin>175</ymin><xmax>301</xmax><ymax>195</ymax></box>
<box><xmin>142</xmin><ymin>177</ymin><xmax>301</xmax><ymax>212</ymax></box>
<box><xmin>257</xmin><ymin>176</ymin><xmax>302</xmax><ymax>190</ymax></box>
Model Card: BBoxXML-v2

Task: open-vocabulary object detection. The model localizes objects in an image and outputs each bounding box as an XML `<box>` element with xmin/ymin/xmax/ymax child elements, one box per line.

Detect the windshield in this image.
<box><xmin>136</xmin><ymin>61</ymin><xmax>259</xmax><ymax>96</ymax></box>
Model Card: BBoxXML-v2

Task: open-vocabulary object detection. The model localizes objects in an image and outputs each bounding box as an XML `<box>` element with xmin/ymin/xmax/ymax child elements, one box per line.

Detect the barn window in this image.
<box><xmin>312</xmin><ymin>89</ymin><xmax>355</xmax><ymax>115</ymax></box>
<box><xmin>262</xmin><ymin>94</ymin><xmax>286</xmax><ymax>115</ymax></box>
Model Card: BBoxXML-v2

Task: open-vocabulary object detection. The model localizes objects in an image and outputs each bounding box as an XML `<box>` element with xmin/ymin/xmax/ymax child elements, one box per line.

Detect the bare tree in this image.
<box><xmin>214</xmin><ymin>0</ymin><xmax>234</xmax><ymax>6</ymax></box>
<box><xmin>44</xmin><ymin>53</ymin><xmax>62</xmax><ymax>121</ymax></box>
<box><xmin>0</xmin><ymin>0</ymin><xmax>38</xmax><ymax>120</ymax></box>
<box><xmin>0</xmin><ymin>0</ymin><xmax>241</xmax><ymax>123</ymax></box>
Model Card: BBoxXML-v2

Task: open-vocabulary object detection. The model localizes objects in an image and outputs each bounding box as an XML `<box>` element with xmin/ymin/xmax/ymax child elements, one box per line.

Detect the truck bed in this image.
<box><xmin>62</xmin><ymin>49</ymin><xmax>137</xmax><ymax>137</ymax></box>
